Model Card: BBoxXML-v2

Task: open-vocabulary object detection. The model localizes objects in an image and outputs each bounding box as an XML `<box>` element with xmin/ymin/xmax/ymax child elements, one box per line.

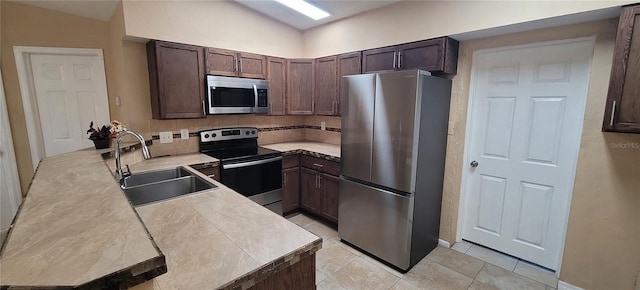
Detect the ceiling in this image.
<box><xmin>12</xmin><ymin>0</ymin><xmax>119</xmax><ymax>22</ymax></box>
<box><xmin>233</xmin><ymin>0</ymin><xmax>400</xmax><ymax>30</ymax></box>
<box><xmin>12</xmin><ymin>0</ymin><xmax>399</xmax><ymax>31</ymax></box>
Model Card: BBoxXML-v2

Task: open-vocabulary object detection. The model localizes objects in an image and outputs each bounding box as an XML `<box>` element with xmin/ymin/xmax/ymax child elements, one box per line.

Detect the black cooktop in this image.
<box><xmin>198</xmin><ymin>127</ymin><xmax>281</xmax><ymax>162</ymax></box>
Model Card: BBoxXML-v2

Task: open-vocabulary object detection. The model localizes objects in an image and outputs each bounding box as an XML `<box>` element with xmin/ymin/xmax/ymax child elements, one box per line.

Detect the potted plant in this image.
<box><xmin>87</xmin><ymin>121</ymin><xmax>112</xmax><ymax>149</ymax></box>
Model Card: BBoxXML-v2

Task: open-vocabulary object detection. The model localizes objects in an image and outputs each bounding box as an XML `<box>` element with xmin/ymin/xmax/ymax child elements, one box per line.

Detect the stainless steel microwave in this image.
<box><xmin>206</xmin><ymin>75</ymin><xmax>269</xmax><ymax>114</ymax></box>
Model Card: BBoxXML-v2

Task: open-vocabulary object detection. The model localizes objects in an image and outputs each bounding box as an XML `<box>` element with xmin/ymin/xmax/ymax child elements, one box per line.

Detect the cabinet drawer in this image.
<box><xmin>283</xmin><ymin>154</ymin><xmax>300</xmax><ymax>169</ymax></box>
<box><xmin>197</xmin><ymin>166</ymin><xmax>220</xmax><ymax>181</ymax></box>
<box><xmin>301</xmin><ymin>155</ymin><xmax>340</xmax><ymax>176</ymax></box>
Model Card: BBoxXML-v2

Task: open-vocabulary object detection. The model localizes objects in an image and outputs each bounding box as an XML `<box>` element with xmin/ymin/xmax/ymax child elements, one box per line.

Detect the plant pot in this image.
<box><xmin>93</xmin><ymin>139</ymin><xmax>110</xmax><ymax>149</ymax></box>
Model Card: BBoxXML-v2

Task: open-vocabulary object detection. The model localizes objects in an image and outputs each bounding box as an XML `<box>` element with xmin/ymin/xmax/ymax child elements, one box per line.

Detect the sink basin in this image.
<box><xmin>121</xmin><ymin>167</ymin><xmax>191</xmax><ymax>187</ymax></box>
<box><xmin>121</xmin><ymin>166</ymin><xmax>217</xmax><ymax>206</ymax></box>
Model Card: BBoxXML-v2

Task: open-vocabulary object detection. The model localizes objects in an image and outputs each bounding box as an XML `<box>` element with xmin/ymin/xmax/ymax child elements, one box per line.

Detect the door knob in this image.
<box><xmin>470</xmin><ymin>161</ymin><xmax>479</xmax><ymax>168</ymax></box>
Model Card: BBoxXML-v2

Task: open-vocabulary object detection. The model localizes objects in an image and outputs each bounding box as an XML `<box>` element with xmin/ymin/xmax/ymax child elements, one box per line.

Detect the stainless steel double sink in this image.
<box><xmin>120</xmin><ymin>166</ymin><xmax>217</xmax><ymax>206</ymax></box>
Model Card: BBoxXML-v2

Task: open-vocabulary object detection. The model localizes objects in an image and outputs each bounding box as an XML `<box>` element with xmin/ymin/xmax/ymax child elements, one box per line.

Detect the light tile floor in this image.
<box><xmin>287</xmin><ymin>213</ymin><xmax>559</xmax><ymax>290</ymax></box>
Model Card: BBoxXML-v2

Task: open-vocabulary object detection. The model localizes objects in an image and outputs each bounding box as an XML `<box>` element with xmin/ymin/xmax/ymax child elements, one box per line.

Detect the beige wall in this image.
<box><xmin>121</xmin><ymin>0</ymin><xmax>304</xmax><ymax>58</ymax></box>
<box><xmin>445</xmin><ymin>20</ymin><xmax>640</xmax><ymax>289</ymax></box>
<box><xmin>302</xmin><ymin>0</ymin><xmax>636</xmax><ymax>57</ymax></box>
<box><xmin>0</xmin><ymin>1</ymin><xmax>111</xmax><ymax>194</ymax></box>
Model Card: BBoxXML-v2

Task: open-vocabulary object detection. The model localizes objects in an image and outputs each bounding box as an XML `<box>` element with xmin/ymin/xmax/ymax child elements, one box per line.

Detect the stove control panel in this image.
<box><xmin>200</xmin><ymin>127</ymin><xmax>258</xmax><ymax>142</ymax></box>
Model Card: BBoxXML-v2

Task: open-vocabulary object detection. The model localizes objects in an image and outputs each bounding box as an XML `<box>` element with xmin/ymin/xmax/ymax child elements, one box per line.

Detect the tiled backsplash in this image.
<box><xmin>147</xmin><ymin>115</ymin><xmax>341</xmax><ymax>156</ymax></box>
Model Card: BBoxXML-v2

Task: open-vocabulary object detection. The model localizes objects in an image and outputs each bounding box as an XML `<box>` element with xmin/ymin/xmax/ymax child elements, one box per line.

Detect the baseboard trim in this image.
<box><xmin>558</xmin><ymin>280</ymin><xmax>585</xmax><ymax>290</ymax></box>
<box><xmin>438</xmin><ymin>239</ymin><xmax>450</xmax><ymax>248</ymax></box>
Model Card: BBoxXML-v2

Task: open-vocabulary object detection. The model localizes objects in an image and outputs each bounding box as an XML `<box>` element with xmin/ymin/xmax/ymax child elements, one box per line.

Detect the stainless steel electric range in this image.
<box><xmin>199</xmin><ymin>127</ymin><xmax>283</xmax><ymax>215</ymax></box>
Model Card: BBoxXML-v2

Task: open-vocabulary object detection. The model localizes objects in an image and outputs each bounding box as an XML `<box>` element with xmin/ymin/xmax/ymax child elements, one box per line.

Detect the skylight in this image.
<box><xmin>274</xmin><ymin>0</ymin><xmax>330</xmax><ymax>20</ymax></box>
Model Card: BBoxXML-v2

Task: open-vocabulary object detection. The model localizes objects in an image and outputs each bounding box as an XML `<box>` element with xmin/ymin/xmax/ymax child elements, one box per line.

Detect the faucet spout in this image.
<box><xmin>115</xmin><ymin>130</ymin><xmax>151</xmax><ymax>182</ymax></box>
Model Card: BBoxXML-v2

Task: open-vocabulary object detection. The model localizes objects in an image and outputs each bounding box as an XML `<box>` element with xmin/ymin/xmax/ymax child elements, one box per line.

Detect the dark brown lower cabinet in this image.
<box><xmin>300</xmin><ymin>168</ymin><xmax>322</xmax><ymax>214</ymax></box>
<box><xmin>282</xmin><ymin>167</ymin><xmax>300</xmax><ymax>213</ymax></box>
<box><xmin>249</xmin><ymin>253</ymin><xmax>316</xmax><ymax>290</ymax></box>
<box><xmin>319</xmin><ymin>173</ymin><xmax>339</xmax><ymax>224</ymax></box>
<box><xmin>300</xmin><ymin>168</ymin><xmax>339</xmax><ymax>224</ymax></box>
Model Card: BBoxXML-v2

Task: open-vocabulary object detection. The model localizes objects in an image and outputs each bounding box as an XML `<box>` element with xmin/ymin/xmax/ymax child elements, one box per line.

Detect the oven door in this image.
<box><xmin>220</xmin><ymin>156</ymin><xmax>283</xmax><ymax>214</ymax></box>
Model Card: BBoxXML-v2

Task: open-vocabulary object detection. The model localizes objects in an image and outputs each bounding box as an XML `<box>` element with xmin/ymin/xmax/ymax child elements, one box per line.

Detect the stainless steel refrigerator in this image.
<box><xmin>339</xmin><ymin>69</ymin><xmax>451</xmax><ymax>272</ymax></box>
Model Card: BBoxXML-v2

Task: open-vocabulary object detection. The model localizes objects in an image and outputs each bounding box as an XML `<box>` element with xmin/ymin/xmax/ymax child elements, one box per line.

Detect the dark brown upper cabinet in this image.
<box><xmin>267</xmin><ymin>57</ymin><xmax>287</xmax><ymax>115</ymax></box>
<box><xmin>205</xmin><ymin>48</ymin><xmax>266</xmax><ymax>79</ymax></box>
<box><xmin>603</xmin><ymin>4</ymin><xmax>640</xmax><ymax>133</ymax></box>
<box><xmin>287</xmin><ymin>59</ymin><xmax>315</xmax><ymax>115</ymax></box>
<box><xmin>363</xmin><ymin>37</ymin><xmax>459</xmax><ymax>75</ymax></box>
<box><xmin>147</xmin><ymin>40</ymin><xmax>206</xmax><ymax>119</ymax></box>
<box><xmin>337</xmin><ymin>52</ymin><xmax>362</xmax><ymax>115</ymax></box>
<box><xmin>315</xmin><ymin>56</ymin><xmax>338</xmax><ymax>116</ymax></box>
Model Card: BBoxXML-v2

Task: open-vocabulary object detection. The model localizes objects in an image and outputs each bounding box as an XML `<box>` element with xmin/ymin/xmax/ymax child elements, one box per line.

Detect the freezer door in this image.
<box><xmin>372</xmin><ymin>71</ymin><xmax>420</xmax><ymax>193</ymax></box>
<box><xmin>340</xmin><ymin>74</ymin><xmax>376</xmax><ymax>182</ymax></box>
<box><xmin>338</xmin><ymin>178</ymin><xmax>414</xmax><ymax>270</ymax></box>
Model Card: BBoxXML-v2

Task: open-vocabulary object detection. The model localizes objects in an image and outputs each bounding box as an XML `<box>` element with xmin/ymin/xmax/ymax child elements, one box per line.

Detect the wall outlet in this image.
<box><xmin>321</xmin><ymin>121</ymin><xmax>326</xmax><ymax>131</ymax></box>
<box><xmin>115</xmin><ymin>96</ymin><xmax>121</xmax><ymax>106</ymax></box>
<box><xmin>159</xmin><ymin>131</ymin><xmax>173</xmax><ymax>143</ymax></box>
<box><xmin>180</xmin><ymin>129</ymin><xmax>189</xmax><ymax>139</ymax></box>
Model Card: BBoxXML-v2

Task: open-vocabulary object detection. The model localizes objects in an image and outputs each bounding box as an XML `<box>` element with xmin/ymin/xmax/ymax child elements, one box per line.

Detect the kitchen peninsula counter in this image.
<box><xmin>0</xmin><ymin>149</ymin><xmax>166</xmax><ymax>288</ymax></box>
<box><xmin>0</xmin><ymin>148</ymin><xmax>321</xmax><ymax>289</ymax></box>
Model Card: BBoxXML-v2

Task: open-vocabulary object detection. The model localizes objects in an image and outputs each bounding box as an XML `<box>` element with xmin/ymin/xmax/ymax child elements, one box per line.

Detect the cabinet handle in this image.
<box><xmin>609</xmin><ymin>100</ymin><xmax>616</xmax><ymax>127</ymax></box>
<box><xmin>234</xmin><ymin>57</ymin><xmax>238</xmax><ymax>71</ymax></box>
<box><xmin>393</xmin><ymin>51</ymin><xmax>397</xmax><ymax>69</ymax></box>
<box><xmin>239</xmin><ymin>58</ymin><xmax>243</xmax><ymax>72</ymax></box>
<box><xmin>315</xmin><ymin>175</ymin><xmax>319</xmax><ymax>188</ymax></box>
<box><xmin>208</xmin><ymin>174</ymin><xmax>216</xmax><ymax>178</ymax></box>
<box><xmin>313</xmin><ymin>163</ymin><xmax>324</xmax><ymax>168</ymax></box>
<box><xmin>318</xmin><ymin>176</ymin><xmax>322</xmax><ymax>188</ymax></box>
<box><xmin>202</xmin><ymin>99</ymin><xmax>206</xmax><ymax>115</ymax></box>
<box><xmin>283</xmin><ymin>172</ymin><xmax>287</xmax><ymax>185</ymax></box>
<box><xmin>398</xmin><ymin>51</ymin><xmax>403</xmax><ymax>69</ymax></box>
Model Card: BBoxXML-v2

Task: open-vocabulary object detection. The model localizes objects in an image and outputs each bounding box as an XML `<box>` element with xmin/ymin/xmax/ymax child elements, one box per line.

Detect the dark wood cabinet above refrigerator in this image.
<box><xmin>362</xmin><ymin>37</ymin><xmax>459</xmax><ymax>75</ymax></box>
<box><xmin>603</xmin><ymin>4</ymin><xmax>640</xmax><ymax>133</ymax></box>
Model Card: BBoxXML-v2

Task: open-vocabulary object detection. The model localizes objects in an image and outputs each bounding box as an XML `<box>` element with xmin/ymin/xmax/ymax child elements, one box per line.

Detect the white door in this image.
<box><xmin>29</xmin><ymin>53</ymin><xmax>110</xmax><ymax>157</ymax></box>
<box><xmin>462</xmin><ymin>39</ymin><xmax>593</xmax><ymax>270</ymax></box>
<box><xmin>0</xmin><ymin>71</ymin><xmax>22</xmax><ymax>240</ymax></box>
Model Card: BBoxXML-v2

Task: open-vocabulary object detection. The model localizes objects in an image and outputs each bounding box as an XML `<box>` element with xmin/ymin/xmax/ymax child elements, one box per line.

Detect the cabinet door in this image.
<box><xmin>362</xmin><ymin>46</ymin><xmax>398</xmax><ymax>73</ymax></box>
<box><xmin>267</xmin><ymin>57</ymin><xmax>287</xmax><ymax>115</ymax></box>
<box><xmin>603</xmin><ymin>5</ymin><xmax>640</xmax><ymax>133</ymax></box>
<box><xmin>238</xmin><ymin>52</ymin><xmax>266</xmax><ymax>79</ymax></box>
<box><xmin>337</xmin><ymin>52</ymin><xmax>362</xmax><ymax>116</ymax></box>
<box><xmin>315</xmin><ymin>56</ymin><xmax>338</xmax><ymax>115</ymax></box>
<box><xmin>147</xmin><ymin>40</ymin><xmax>205</xmax><ymax>119</ymax></box>
<box><xmin>397</xmin><ymin>37</ymin><xmax>459</xmax><ymax>74</ymax></box>
<box><xmin>205</xmin><ymin>48</ymin><xmax>238</xmax><ymax>77</ymax></box>
<box><xmin>398</xmin><ymin>39</ymin><xmax>442</xmax><ymax>71</ymax></box>
<box><xmin>287</xmin><ymin>59</ymin><xmax>315</xmax><ymax>115</ymax></box>
<box><xmin>282</xmin><ymin>167</ymin><xmax>300</xmax><ymax>213</ymax></box>
<box><xmin>300</xmin><ymin>168</ymin><xmax>321</xmax><ymax>214</ymax></box>
<box><xmin>320</xmin><ymin>173</ymin><xmax>340</xmax><ymax>224</ymax></box>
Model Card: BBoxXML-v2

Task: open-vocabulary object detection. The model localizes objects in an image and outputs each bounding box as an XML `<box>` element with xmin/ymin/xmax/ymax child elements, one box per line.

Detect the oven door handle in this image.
<box><xmin>222</xmin><ymin>156</ymin><xmax>283</xmax><ymax>169</ymax></box>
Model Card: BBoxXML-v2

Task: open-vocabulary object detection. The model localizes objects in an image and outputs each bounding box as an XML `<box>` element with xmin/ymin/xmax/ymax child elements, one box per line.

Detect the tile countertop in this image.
<box><xmin>262</xmin><ymin>142</ymin><xmax>340</xmax><ymax>159</ymax></box>
<box><xmin>0</xmin><ymin>149</ymin><xmax>166</xmax><ymax>288</ymax></box>
<box><xmin>135</xmin><ymin>172</ymin><xmax>321</xmax><ymax>289</ymax></box>
<box><xmin>0</xmin><ymin>148</ymin><xmax>322</xmax><ymax>289</ymax></box>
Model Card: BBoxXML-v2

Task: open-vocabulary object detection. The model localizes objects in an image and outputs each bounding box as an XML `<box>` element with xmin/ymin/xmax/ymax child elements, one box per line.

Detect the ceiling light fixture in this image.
<box><xmin>274</xmin><ymin>0</ymin><xmax>330</xmax><ymax>20</ymax></box>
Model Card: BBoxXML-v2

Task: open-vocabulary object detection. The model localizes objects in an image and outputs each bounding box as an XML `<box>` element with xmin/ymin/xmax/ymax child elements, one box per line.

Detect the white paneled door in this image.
<box><xmin>0</xmin><ymin>71</ymin><xmax>22</xmax><ymax>240</ymax></box>
<box><xmin>462</xmin><ymin>39</ymin><xmax>593</xmax><ymax>270</ymax></box>
<box><xmin>29</xmin><ymin>53</ymin><xmax>110</xmax><ymax>157</ymax></box>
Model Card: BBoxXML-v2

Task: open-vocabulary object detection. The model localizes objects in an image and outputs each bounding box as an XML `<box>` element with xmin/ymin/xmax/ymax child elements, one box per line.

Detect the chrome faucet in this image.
<box><xmin>115</xmin><ymin>130</ymin><xmax>151</xmax><ymax>182</ymax></box>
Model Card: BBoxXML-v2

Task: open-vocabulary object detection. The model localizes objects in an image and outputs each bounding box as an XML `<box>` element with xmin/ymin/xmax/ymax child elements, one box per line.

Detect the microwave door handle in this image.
<box><xmin>253</xmin><ymin>84</ymin><xmax>258</xmax><ymax>111</ymax></box>
<box><xmin>207</xmin><ymin>86</ymin><xmax>214</xmax><ymax>115</ymax></box>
